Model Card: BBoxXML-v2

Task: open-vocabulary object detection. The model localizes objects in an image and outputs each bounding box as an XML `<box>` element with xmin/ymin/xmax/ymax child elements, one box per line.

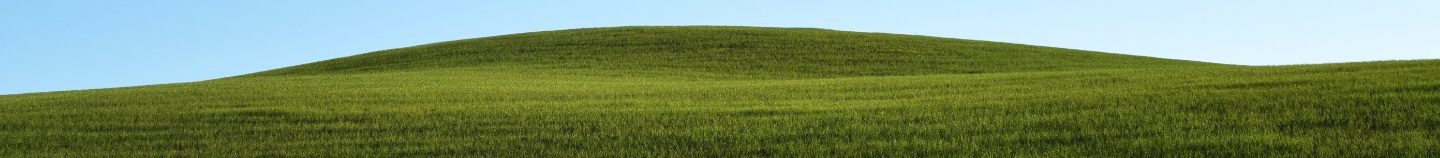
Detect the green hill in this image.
<box><xmin>1</xmin><ymin>26</ymin><xmax>1437</xmax><ymax>157</ymax></box>
<box><xmin>239</xmin><ymin>26</ymin><xmax>1223</xmax><ymax>79</ymax></box>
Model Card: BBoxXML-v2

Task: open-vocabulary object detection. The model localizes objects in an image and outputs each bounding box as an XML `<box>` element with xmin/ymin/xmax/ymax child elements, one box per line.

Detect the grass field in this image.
<box><xmin>2</xmin><ymin>26</ymin><xmax>1437</xmax><ymax>157</ymax></box>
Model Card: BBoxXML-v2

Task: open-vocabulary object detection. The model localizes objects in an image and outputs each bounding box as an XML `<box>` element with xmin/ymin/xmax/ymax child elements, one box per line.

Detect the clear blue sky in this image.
<box><xmin>3</xmin><ymin>1</ymin><xmax>1438</xmax><ymax>95</ymax></box>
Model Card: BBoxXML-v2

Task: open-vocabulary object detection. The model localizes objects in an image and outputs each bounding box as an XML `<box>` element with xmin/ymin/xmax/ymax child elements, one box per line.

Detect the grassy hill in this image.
<box><xmin>2</xmin><ymin>26</ymin><xmax>1437</xmax><ymax>157</ymax></box>
<box><xmin>238</xmin><ymin>26</ymin><xmax>1222</xmax><ymax>79</ymax></box>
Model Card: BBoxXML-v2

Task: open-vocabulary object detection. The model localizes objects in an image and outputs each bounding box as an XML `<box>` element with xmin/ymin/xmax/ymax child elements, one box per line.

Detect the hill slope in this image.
<box><xmin>1</xmin><ymin>26</ymin><xmax>1437</xmax><ymax>157</ymax></box>
<box><xmin>238</xmin><ymin>26</ymin><xmax>1223</xmax><ymax>78</ymax></box>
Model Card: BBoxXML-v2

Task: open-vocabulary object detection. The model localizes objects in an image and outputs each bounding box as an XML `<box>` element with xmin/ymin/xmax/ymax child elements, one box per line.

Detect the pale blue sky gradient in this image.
<box><xmin>3</xmin><ymin>1</ymin><xmax>1438</xmax><ymax>94</ymax></box>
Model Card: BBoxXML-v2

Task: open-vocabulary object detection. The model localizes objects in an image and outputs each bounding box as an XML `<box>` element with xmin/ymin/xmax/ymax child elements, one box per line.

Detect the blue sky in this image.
<box><xmin>2</xmin><ymin>1</ymin><xmax>1438</xmax><ymax>95</ymax></box>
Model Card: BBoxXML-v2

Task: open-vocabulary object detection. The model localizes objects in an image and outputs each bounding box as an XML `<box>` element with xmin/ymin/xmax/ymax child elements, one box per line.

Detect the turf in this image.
<box><xmin>239</xmin><ymin>26</ymin><xmax>1221</xmax><ymax>78</ymax></box>
<box><xmin>1</xmin><ymin>26</ymin><xmax>1437</xmax><ymax>157</ymax></box>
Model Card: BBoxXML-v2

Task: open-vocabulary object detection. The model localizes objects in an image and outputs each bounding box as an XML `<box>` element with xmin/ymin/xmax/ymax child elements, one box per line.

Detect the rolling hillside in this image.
<box><xmin>238</xmin><ymin>26</ymin><xmax>1223</xmax><ymax>78</ymax></box>
<box><xmin>1</xmin><ymin>26</ymin><xmax>1436</xmax><ymax>157</ymax></box>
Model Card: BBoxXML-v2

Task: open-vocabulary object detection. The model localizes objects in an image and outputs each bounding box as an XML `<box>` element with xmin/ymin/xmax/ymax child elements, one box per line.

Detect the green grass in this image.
<box><xmin>2</xmin><ymin>26</ymin><xmax>1437</xmax><ymax>157</ymax></box>
<box><xmin>241</xmin><ymin>26</ymin><xmax>1222</xmax><ymax>78</ymax></box>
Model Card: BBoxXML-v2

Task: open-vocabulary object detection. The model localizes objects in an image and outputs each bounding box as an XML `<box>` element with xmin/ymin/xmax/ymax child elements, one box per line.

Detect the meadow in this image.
<box><xmin>1</xmin><ymin>26</ymin><xmax>1436</xmax><ymax>157</ymax></box>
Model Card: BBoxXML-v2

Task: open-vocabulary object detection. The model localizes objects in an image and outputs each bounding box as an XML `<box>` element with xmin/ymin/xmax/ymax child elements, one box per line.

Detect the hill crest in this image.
<box><xmin>236</xmin><ymin>26</ymin><xmax>1223</xmax><ymax>79</ymax></box>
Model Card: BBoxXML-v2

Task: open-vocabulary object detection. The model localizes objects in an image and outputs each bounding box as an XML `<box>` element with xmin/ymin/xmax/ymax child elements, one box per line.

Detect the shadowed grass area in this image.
<box><xmin>1</xmin><ymin>26</ymin><xmax>1436</xmax><ymax>157</ymax></box>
